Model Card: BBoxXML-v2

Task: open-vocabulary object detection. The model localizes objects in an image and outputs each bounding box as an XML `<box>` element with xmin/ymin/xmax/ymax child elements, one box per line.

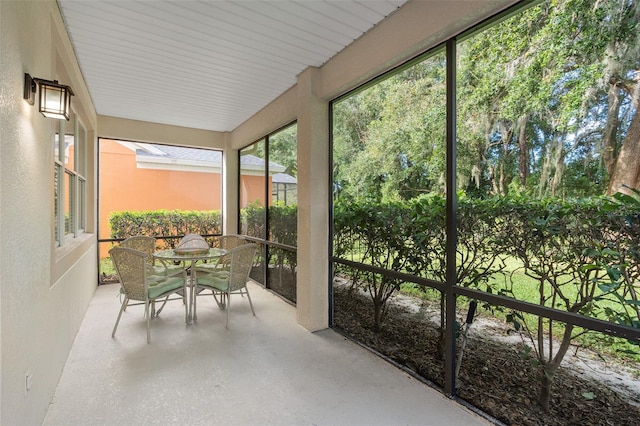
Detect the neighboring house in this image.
<box><xmin>272</xmin><ymin>173</ymin><xmax>298</xmax><ymax>205</ymax></box>
<box><xmin>99</xmin><ymin>139</ymin><xmax>289</xmax><ymax>254</ymax></box>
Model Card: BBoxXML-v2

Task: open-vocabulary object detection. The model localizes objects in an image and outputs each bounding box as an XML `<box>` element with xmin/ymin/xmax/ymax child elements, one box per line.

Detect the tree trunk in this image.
<box><xmin>517</xmin><ymin>114</ymin><xmax>529</xmax><ymax>186</ymax></box>
<box><xmin>538</xmin><ymin>144</ymin><xmax>553</xmax><ymax>197</ymax></box>
<box><xmin>538</xmin><ymin>371</ymin><xmax>553</xmax><ymax>411</ymax></box>
<box><xmin>490</xmin><ymin>165</ymin><xmax>499</xmax><ymax>195</ymax></box>
<box><xmin>602</xmin><ymin>76</ymin><xmax>623</xmax><ymax>177</ymax></box>
<box><xmin>550</xmin><ymin>142</ymin><xmax>565</xmax><ymax>197</ymax></box>
<box><xmin>372</xmin><ymin>284</ymin><xmax>384</xmax><ymax>332</ymax></box>
<box><xmin>607</xmin><ymin>107</ymin><xmax>640</xmax><ymax>195</ymax></box>
<box><xmin>538</xmin><ymin>322</ymin><xmax>574</xmax><ymax>410</ymax></box>
<box><xmin>373</xmin><ymin>304</ymin><xmax>383</xmax><ymax>332</ymax></box>
<box><xmin>538</xmin><ymin>135</ymin><xmax>564</xmax><ymax>197</ymax></box>
<box><xmin>499</xmin><ymin>126</ymin><xmax>512</xmax><ymax>196</ymax></box>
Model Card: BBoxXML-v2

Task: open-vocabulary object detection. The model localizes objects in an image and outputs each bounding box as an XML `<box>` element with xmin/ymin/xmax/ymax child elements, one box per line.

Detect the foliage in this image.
<box><xmin>241</xmin><ymin>200</ymin><xmax>265</xmax><ymax>239</ymax></box>
<box><xmin>333</xmin><ymin>51</ymin><xmax>447</xmax><ymax>202</ymax></box>
<box><xmin>592</xmin><ymin>188</ymin><xmax>640</xmax><ymax>330</ymax></box>
<box><xmin>268</xmin><ymin>124</ymin><xmax>298</xmax><ymax>177</ymax></box>
<box><xmin>268</xmin><ymin>203</ymin><xmax>298</xmax><ymax>294</ymax></box>
<box><xmin>240</xmin><ymin>201</ymin><xmax>297</xmax><ymax>242</ymax></box>
<box><xmin>109</xmin><ymin>209</ymin><xmax>221</xmax><ymax>248</ymax></box>
<box><xmin>334</xmin><ymin>195</ymin><xmax>509</xmax><ymax>336</ymax></box>
<box><xmin>333</xmin><ymin>193</ymin><xmax>640</xmax><ymax>409</ymax></box>
<box><xmin>334</xmin><ymin>199</ymin><xmax>414</xmax><ymax>331</ymax></box>
<box><xmin>240</xmin><ymin>202</ymin><xmax>298</xmax><ymax>275</ymax></box>
<box><xmin>495</xmin><ymin>196</ymin><xmax>612</xmax><ymax>409</ymax></box>
<box><xmin>268</xmin><ymin>203</ymin><xmax>298</xmax><ymax>247</ymax></box>
<box><xmin>332</xmin><ymin>0</ymin><xmax>640</xmax><ymax>201</ymax></box>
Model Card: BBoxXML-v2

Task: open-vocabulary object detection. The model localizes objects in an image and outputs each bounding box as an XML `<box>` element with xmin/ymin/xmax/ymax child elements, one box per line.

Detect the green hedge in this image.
<box><xmin>109</xmin><ymin>209</ymin><xmax>222</xmax><ymax>247</ymax></box>
<box><xmin>333</xmin><ymin>193</ymin><xmax>640</xmax><ymax>408</ymax></box>
<box><xmin>333</xmin><ymin>193</ymin><xmax>640</xmax><ymax>329</ymax></box>
<box><xmin>240</xmin><ymin>202</ymin><xmax>298</xmax><ymax>246</ymax></box>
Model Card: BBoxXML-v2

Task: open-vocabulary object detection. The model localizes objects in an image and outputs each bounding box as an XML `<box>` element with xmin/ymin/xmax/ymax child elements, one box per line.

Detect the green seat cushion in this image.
<box><xmin>197</xmin><ymin>274</ymin><xmax>229</xmax><ymax>291</ymax></box>
<box><xmin>146</xmin><ymin>274</ymin><xmax>166</xmax><ymax>287</ymax></box>
<box><xmin>147</xmin><ymin>276</ymin><xmax>184</xmax><ymax>299</ymax></box>
<box><xmin>165</xmin><ymin>264</ymin><xmax>184</xmax><ymax>275</ymax></box>
<box><xmin>206</xmin><ymin>270</ymin><xmax>229</xmax><ymax>279</ymax></box>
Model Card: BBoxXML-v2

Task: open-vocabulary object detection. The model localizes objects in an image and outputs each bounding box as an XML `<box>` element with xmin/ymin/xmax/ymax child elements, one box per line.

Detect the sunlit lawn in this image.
<box><xmin>341</xmin><ymin>251</ymin><xmax>640</xmax><ymax>363</ymax></box>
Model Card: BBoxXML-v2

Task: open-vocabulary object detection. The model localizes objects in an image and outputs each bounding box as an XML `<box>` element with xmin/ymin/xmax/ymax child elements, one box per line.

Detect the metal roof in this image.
<box><xmin>132</xmin><ymin>142</ymin><xmax>286</xmax><ymax>173</ymax></box>
<box><xmin>272</xmin><ymin>173</ymin><xmax>297</xmax><ymax>184</ymax></box>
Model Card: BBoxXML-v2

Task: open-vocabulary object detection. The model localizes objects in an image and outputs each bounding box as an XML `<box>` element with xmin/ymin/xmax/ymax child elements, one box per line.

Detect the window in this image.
<box><xmin>239</xmin><ymin>139</ymin><xmax>266</xmax><ymax>240</ymax></box>
<box><xmin>55</xmin><ymin>108</ymin><xmax>86</xmax><ymax>246</ymax></box>
<box><xmin>239</xmin><ymin>123</ymin><xmax>298</xmax><ymax>302</ymax></box>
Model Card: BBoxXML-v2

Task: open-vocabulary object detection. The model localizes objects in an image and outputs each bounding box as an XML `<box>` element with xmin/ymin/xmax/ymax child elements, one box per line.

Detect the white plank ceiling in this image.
<box><xmin>57</xmin><ymin>0</ymin><xmax>407</xmax><ymax>132</ymax></box>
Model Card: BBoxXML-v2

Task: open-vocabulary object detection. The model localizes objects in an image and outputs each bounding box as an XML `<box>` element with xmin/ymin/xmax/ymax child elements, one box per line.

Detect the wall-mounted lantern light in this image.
<box><xmin>24</xmin><ymin>73</ymin><xmax>74</xmax><ymax>120</ymax></box>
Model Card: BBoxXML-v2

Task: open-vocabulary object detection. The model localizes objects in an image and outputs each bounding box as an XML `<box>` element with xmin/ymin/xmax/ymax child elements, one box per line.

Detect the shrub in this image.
<box><xmin>333</xmin><ymin>193</ymin><xmax>640</xmax><ymax>410</ymax></box>
<box><xmin>109</xmin><ymin>209</ymin><xmax>222</xmax><ymax>247</ymax></box>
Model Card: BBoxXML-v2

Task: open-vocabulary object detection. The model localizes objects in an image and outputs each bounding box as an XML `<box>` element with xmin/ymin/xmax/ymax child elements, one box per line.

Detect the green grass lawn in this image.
<box><xmin>390</xmin><ymin>254</ymin><xmax>640</xmax><ymax>363</ymax></box>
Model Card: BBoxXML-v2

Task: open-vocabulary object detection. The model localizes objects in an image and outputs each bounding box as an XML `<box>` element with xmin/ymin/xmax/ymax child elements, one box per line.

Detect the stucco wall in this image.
<box><xmin>98</xmin><ymin>115</ymin><xmax>227</xmax><ymax>149</ymax></box>
<box><xmin>98</xmin><ymin>140</ymin><xmax>223</xmax><ymax>255</ymax></box>
<box><xmin>0</xmin><ymin>1</ymin><xmax>98</xmax><ymax>424</ymax></box>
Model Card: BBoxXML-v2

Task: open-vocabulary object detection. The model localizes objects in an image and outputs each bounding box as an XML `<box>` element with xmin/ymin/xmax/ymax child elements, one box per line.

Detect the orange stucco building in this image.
<box><xmin>98</xmin><ymin>139</ymin><xmax>279</xmax><ymax>257</ymax></box>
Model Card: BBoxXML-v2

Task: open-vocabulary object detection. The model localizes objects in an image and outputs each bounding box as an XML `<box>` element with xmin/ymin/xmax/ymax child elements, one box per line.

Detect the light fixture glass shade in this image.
<box><xmin>38</xmin><ymin>81</ymin><xmax>73</xmax><ymax>120</ymax></box>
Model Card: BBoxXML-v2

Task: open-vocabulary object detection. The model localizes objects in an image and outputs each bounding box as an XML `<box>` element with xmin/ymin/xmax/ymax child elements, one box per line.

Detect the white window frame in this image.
<box><xmin>55</xmin><ymin>111</ymin><xmax>87</xmax><ymax>247</ymax></box>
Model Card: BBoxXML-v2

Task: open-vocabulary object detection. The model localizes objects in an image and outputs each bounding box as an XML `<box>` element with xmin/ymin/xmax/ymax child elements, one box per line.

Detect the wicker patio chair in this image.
<box><xmin>194</xmin><ymin>234</ymin><xmax>249</xmax><ymax>310</ymax></box>
<box><xmin>122</xmin><ymin>235</ymin><xmax>184</xmax><ymax>315</ymax></box>
<box><xmin>195</xmin><ymin>243</ymin><xmax>257</xmax><ymax>329</ymax></box>
<box><xmin>122</xmin><ymin>235</ymin><xmax>183</xmax><ymax>277</ymax></box>
<box><xmin>195</xmin><ymin>234</ymin><xmax>248</xmax><ymax>275</ymax></box>
<box><xmin>110</xmin><ymin>246</ymin><xmax>187</xmax><ymax>343</ymax></box>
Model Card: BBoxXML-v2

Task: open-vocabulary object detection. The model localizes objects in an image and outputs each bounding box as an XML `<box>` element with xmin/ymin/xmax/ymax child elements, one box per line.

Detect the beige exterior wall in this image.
<box><xmin>98</xmin><ymin>115</ymin><xmax>228</xmax><ymax>150</ymax></box>
<box><xmin>1</xmin><ymin>0</ymin><xmax>517</xmax><ymax>422</ymax></box>
<box><xmin>0</xmin><ymin>1</ymin><xmax>98</xmax><ymax>424</ymax></box>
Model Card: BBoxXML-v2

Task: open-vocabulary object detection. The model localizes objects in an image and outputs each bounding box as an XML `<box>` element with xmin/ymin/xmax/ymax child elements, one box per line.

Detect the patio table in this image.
<box><xmin>153</xmin><ymin>247</ymin><xmax>227</xmax><ymax>322</ymax></box>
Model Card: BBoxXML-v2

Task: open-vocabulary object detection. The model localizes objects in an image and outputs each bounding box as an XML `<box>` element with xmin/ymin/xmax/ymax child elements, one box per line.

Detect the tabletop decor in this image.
<box><xmin>174</xmin><ymin>234</ymin><xmax>209</xmax><ymax>255</ymax></box>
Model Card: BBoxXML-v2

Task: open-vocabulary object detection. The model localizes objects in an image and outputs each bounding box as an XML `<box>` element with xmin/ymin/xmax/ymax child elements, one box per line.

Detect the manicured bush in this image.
<box><xmin>333</xmin><ymin>192</ymin><xmax>640</xmax><ymax>410</ymax></box>
<box><xmin>109</xmin><ymin>209</ymin><xmax>222</xmax><ymax>247</ymax></box>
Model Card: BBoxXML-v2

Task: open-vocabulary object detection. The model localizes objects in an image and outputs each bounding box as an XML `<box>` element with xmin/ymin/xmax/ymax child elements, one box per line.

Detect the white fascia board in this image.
<box><xmin>239</xmin><ymin>163</ymin><xmax>286</xmax><ymax>175</ymax></box>
<box><xmin>136</xmin><ymin>156</ymin><xmax>222</xmax><ymax>174</ymax></box>
<box><xmin>135</xmin><ymin>157</ymin><xmax>285</xmax><ymax>176</ymax></box>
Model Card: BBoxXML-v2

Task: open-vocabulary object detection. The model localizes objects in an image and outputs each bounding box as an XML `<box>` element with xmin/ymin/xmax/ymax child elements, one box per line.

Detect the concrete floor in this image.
<box><xmin>43</xmin><ymin>282</ymin><xmax>491</xmax><ymax>426</ymax></box>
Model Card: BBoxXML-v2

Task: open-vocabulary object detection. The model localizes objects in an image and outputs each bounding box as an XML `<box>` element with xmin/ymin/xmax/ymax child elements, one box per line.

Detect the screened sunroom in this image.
<box><xmin>3</xmin><ymin>1</ymin><xmax>640</xmax><ymax>425</ymax></box>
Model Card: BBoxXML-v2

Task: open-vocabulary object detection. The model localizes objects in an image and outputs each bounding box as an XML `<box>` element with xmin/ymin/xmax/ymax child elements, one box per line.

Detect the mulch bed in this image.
<box><xmin>333</xmin><ymin>286</ymin><xmax>640</xmax><ymax>426</ymax></box>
